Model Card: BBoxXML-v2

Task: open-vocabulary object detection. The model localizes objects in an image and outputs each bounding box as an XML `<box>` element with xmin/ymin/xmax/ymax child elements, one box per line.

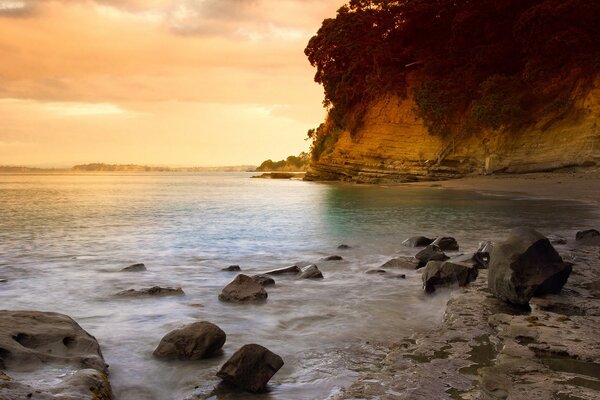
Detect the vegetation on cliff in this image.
<box><xmin>255</xmin><ymin>153</ymin><xmax>309</xmax><ymax>172</ymax></box>
<box><xmin>305</xmin><ymin>0</ymin><xmax>600</xmax><ymax>158</ymax></box>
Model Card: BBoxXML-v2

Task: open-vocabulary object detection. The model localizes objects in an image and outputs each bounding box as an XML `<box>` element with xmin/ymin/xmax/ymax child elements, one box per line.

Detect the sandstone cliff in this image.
<box><xmin>305</xmin><ymin>79</ymin><xmax>600</xmax><ymax>184</ymax></box>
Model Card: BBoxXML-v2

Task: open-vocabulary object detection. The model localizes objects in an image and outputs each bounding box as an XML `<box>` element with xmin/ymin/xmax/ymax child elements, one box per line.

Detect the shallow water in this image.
<box><xmin>0</xmin><ymin>172</ymin><xmax>597</xmax><ymax>399</ymax></box>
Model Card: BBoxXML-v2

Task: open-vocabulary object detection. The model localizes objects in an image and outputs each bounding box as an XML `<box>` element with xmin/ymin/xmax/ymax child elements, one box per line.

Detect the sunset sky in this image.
<box><xmin>0</xmin><ymin>0</ymin><xmax>341</xmax><ymax>167</ymax></box>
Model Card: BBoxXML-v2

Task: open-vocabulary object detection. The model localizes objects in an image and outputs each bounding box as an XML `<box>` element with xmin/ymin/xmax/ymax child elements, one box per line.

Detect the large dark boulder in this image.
<box><xmin>153</xmin><ymin>321</ymin><xmax>225</xmax><ymax>360</ymax></box>
<box><xmin>422</xmin><ymin>260</ymin><xmax>478</xmax><ymax>293</ymax></box>
<box><xmin>431</xmin><ymin>236</ymin><xmax>459</xmax><ymax>251</ymax></box>
<box><xmin>299</xmin><ymin>264</ymin><xmax>323</xmax><ymax>279</ymax></box>
<box><xmin>402</xmin><ymin>236</ymin><xmax>434</xmax><ymax>248</ymax></box>
<box><xmin>216</xmin><ymin>344</ymin><xmax>284</xmax><ymax>392</ymax></box>
<box><xmin>219</xmin><ymin>274</ymin><xmax>268</xmax><ymax>302</ymax></box>
<box><xmin>488</xmin><ymin>228</ymin><xmax>573</xmax><ymax>305</ymax></box>
<box><xmin>415</xmin><ymin>245</ymin><xmax>449</xmax><ymax>268</ymax></box>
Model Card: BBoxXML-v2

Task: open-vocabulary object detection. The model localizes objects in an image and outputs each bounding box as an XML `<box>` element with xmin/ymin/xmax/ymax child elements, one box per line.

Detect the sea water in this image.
<box><xmin>0</xmin><ymin>173</ymin><xmax>597</xmax><ymax>399</ymax></box>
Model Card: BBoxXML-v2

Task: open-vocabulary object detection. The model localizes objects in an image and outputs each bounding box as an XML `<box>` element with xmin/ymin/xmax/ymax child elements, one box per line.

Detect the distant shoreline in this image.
<box><xmin>0</xmin><ymin>163</ymin><xmax>257</xmax><ymax>173</ymax></box>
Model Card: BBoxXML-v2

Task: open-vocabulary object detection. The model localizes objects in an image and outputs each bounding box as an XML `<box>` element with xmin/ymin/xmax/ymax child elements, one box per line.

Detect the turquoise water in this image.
<box><xmin>0</xmin><ymin>173</ymin><xmax>597</xmax><ymax>399</ymax></box>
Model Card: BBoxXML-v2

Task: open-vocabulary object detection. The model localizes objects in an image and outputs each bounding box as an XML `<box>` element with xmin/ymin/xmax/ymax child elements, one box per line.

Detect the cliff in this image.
<box><xmin>305</xmin><ymin>78</ymin><xmax>600</xmax><ymax>184</ymax></box>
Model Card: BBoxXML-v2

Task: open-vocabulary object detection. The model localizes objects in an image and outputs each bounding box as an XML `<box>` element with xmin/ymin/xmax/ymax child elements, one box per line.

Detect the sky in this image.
<box><xmin>0</xmin><ymin>0</ymin><xmax>342</xmax><ymax>167</ymax></box>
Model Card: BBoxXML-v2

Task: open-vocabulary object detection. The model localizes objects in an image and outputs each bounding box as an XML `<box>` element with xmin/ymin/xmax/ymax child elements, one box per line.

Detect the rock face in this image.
<box><xmin>120</xmin><ymin>263</ymin><xmax>146</xmax><ymax>272</ymax></box>
<box><xmin>422</xmin><ymin>260</ymin><xmax>478</xmax><ymax>293</ymax></box>
<box><xmin>264</xmin><ymin>265</ymin><xmax>301</xmax><ymax>275</ymax></box>
<box><xmin>431</xmin><ymin>237</ymin><xmax>459</xmax><ymax>251</ymax></box>
<box><xmin>216</xmin><ymin>344</ymin><xmax>284</xmax><ymax>393</ymax></box>
<box><xmin>219</xmin><ymin>274</ymin><xmax>268</xmax><ymax>302</ymax></box>
<box><xmin>0</xmin><ymin>311</ymin><xmax>112</xmax><ymax>399</ymax></box>
<box><xmin>298</xmin><ymin>265</ymin><xmax>324</xmax><ymax>279</ymax></box>
<box><xmin>153</xmin><ymin>321</ymin><xmax>225</xmax><ymax>360</ymax></box>
<box><xmin>305</xmin><ymin>80</ymin><xmax>600</xmax><ymax>184</ymax></box>
<box><xmin>488</xmin><ymin>228</ymin><xmax>573</xmax><ymax>305</ymax></box>
<box><xmin>251</xmin><ymin>275</ymin><xmax>275</xmax><ymax>286</ymax></box>
<box><xmin>414</xmin><ymin>245</ymin><xmax>449</xmax><ymax>268</ymax></box>
<box><xmin>402</xmin><ymin>236</ymin><xmax>434</xmax><ymax>247</ymax></box>
<box><xmin>115</xmin><ymin>286</ymin><xmax>185</xmax><ymax>297</ymax></box>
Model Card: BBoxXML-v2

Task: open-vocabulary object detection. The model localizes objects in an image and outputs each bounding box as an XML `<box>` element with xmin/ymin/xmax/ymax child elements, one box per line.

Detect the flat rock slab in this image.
<box><xmin>115</xmin><ymin>286</ymin><xmax>185</xmax><ymax>297</ymax></box>
<box><xmin>219</xmin><ymin>274</ymin><xmax>267</xmax><ymax>302</ymax></box>
<box><xmin>264</xmin><ymin>265</ymin><xmax>301</xmax><ymax>275</ymax></box>
<box><xmin>380</xmin><ymin>257</ymin><xmax>419</xmax><ymax>270</ymax></box>
<box><xmin>0</xmin><ymin>311</ymin><xmax>111</xmax><ymax>400</ymax></box>
<box><xmin>217</xmin><ymin>344</ymin><xmax>284</xmax><ymax>392</ymax></box>
<box><xmin>153</xmin><ymin>321</ymin><xmax>226</xmax><ymax>360</ymax></box>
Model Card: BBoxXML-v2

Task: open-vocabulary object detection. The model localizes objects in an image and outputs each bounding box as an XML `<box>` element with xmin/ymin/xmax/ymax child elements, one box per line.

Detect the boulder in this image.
<box><xmin>153</xmin><ymin>321</ymin><xmax>226</xmax><ymax>360</ymax></box>
<box><xmin>365</xmin><ymin>269</ymin><xmax>387</xmax><ymax>274</ymax></box>
<box><xmin>251</xmin><ymin>275</ymin><xmax>275</xmax><ymax>286</ymax></box>
<box><xmin>216</xmin><ymin>344</ymin><xmax>284</xmax><ymax>392</ymax></box>
<box><xmin>488</xmin><ymin>228</ymin><xmax>573</xmax><ymax>305</ymax></box>
<box><xmin>219</xmin><ymin>274</ymin><xmax>268</xmax><ymax>302</ymax></box>
<box><xmin>0</xmin><ymin>311</ymin><xmax>111</xmax><ymax>399</ymax></box>
<box><xmin>452</xmin><ymin>252</ymin><xmax>488</xmax><ymax>269</ymax></box>
<box><xmin>380</xmin><ymin>257</ymin><xmax>419</xmax><ymax>269</ymax></box>
<box><xmin>264</xmin><ymin>265</ymin><xmax>301</xmax><ymax>275</ymax></box>
<box><xmin>575</xmin><ymin>229</ymin><xmax>599</xmax><ymax>241</ymax></box>
<box><xmin>222</xmin><ymin>265</ymin><xmax>241</xmax><ymax>272</ymax></box>
<box><xmin>402</xmin><ymin>236</ymin><xmax>434</xmax><ymax>247</ymax></box>
<box><xmin>337</xmin><ymin>244</ymin><xmax>352</xmax><ymax>250</ymax></box>
<box><xmin>120</xmin><ymin>263</ymin><xmax>146</xmax><ymax>272</ymax></box>
<box><xmin>414</xmin><ymin>245</ymin><xmax>449</xmax><ymax>268</ymax></box>
<box><xmin>431</xmin><ymin>237</ymin><xmax>459</xmax><ymax>251</ymax></box>
<box><xmin>322</xmin><ymin>255</ymin><xmax>343</xmax><ymax>261</ymax></box>
<box><xmin>422</xmin><ymin>260</ymin><xmax>478</xmax><ymax>293</ymax></box>
<box><xmin>115</xmin><ymin>286</ymin><xmax>185</xmax><ymax>297</ymax></box>
<box><xmin>299</xmin><ymin>265</ymin><xmax>323</xmax><ymax>279</ymax></box>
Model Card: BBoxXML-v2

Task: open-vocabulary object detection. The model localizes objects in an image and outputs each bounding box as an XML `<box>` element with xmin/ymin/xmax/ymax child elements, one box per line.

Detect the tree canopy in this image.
<box><xmin>305</xmin><ymin>0</ymin><xmax>600</xmax><ymax>142</ymax></box>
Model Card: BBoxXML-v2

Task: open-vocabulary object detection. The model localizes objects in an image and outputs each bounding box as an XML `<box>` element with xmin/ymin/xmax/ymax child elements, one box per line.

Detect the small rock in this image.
<box><xmin>488</xmin><ymin>228</ymin><xmax>573</xmax><ymax>305</ymax></box>
<box><xmin>322</xmin><ymin>255</ymin><xmax>343</xmax><ymax>261</ymax></box>
<box><xmin>153</xmin><ymin>321</ymin><xmax>226</xmax><ymax>360</ymax></box>
<box><xmin>386</xmin><ymin>273</ymin><xmax>407</xmax><ymax>279</ymax></box>
<box><xmin>0</xmin><ymin>279</ymin><xmax>7</xmax><ymax>283</ymax></box>
<box><xmin>431</xmin><ymin>237</ymin><xmax>459</xmax><ymax>251</ymax></box>
<box><xmin>251</xmin><ymin>275</ymin><xmax>275</xmax><ymax>286</ymax></box>
<box><xmin>365</xmin><ymin>269</ymin><xmax>387</xmax><ymax>274</ymax></box>
<box><xmin>337</xmin><ymin>244</ymin><xmax>352</xmax><ymax>249</ymax></box>
<box><xmin>547</xmin><ymin>235</ymin><xmax>567</xmax><ymax>245</ymax></box>
<box><xmin>222</xmin><ymin>265</ymin><xmax>241</xmax><ymax>271</ymax></box>
<box><xmin>402</xmin><ymin>236</ymin><xmax>434</xmax><ymax>247</ymax></box>
<box><xmin>380</xmin><ymin>257</ymin><xmax>419</xmax><ymax>269</ymax></box>
<box><xmin>299</xmin><ymin>264</ymin><xmax>323</xmax><ymax>279</ymax></box>
<box><xmin>115</xmin><ymin>286</ymin><xmax>185</xmax><ymax>297</ymax></box>
<box><xmin>219</xmin><ymin>274</ymin><xmax>267</xmax><ymax>302</ymax></box>
<box><xmin>120</xmin><ymin>263</ymin><xmax>147</xmax><ymax>272</ymax></box>
<box><xmin>575</xmin><ymin>229</ymin><xmax>599</xmax><ymax>241</ymax></box>
<box><xmin>422</xmin><ymin>260</ymin><xmax>478</xmax><ymax>293</ymax></box>
<box><xmin>415</xmin><ymin>245</ymin><xmax>449</xmax><ymax>268</ymax></box>
<box><xmin>264</xmin><ymin>265</ymin><xmax>301</xmax><ymax>275</ymax></box>
<box><xmin>216</xmin><ymin>344</ymin><xmax>284</xmax><ymax>392</ymax></box>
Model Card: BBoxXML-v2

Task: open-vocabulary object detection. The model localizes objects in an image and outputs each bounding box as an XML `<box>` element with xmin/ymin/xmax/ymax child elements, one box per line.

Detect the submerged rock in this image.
<box><xmin>251</xmin><ymin>274</ymin><xmax>275</xmax><ymax>286</ymax></box>
<box><xmin>299</xmin><ymin>264</ymin><xmax>323</xmax><ymax>279</ymax></box>
<box><xmin>0</xmin><ymin>278</ymin><xmax>7</xmax><ymax>283</ymax></box>
<box><xmin>153</xmin><ymin>321</ymin><xmax>226</xmax><ymax>360</ymax></box>
<box><xmin>547</xmin><ymin>234</ymin><xmax>567</xmax><ymax>245</ymax></box>
<box><xmin>575</xmin><ymin>229</ymin><xmax>599</xmax><ymax>241</ymax></box>
<box><xmin>264</xmin><ymin>265</ymin><xmax>301</xmax><ymax>275</ymax></box>
<box><xmin>216</xmin><ymin>344</ymin><xmax>284</xmax><ymax>392</ymax></box>
<box><xmin>488</xmin><ymin>228</ymin><xmax>573</xmax><ymax>305</ymax></box>
<box><xmin>219</xmin><ymin>274</ymin><xmax>267</xmax><ymax>302</ymax></box>
<box><xmin>337</xmin><ymin>244</ymin><xmax>352</xmax><ymax>250</ymax></box>
<box><xmin>222</xmin><ymin>265</ymin><xmax>241</xmax><ymax>272</ymax></box>
<box><xmin>380</xmin><ymin>257</ymin><xmax>419</xmax><ymax>269</ymax></box>
<box><xmin>120</xmin><ymin>263</ymin><xmax>147</xmax><ymax>272</ymax></box>
<box><xmin>115</xmin><ymin>286</ymin><xmax>185</xmax><ymax>297</ymax></box>
<box><xmin>422</xmin><ymin>260</ymin><xmax>478</xmax><ymax>293</ymax></box>
<box><xmin>366</xmin><ymin>269</ymin><xmax>387</xmax><ymax>274</ymax></box>
<box><xmin>431</xmin><ymin>236</ymin><xmax>459</xmax><ymax>251</ymax></box>
<box><xmin>322</xmin><ymin>255</ymin><xmax>343</xmax><ymax>261</ymax></box>
<box><xmin>402</xmin><ymin>236</ymin><xmax>434</xmax><ymax>247</ymax></box>
<box><xmin>0</xmin><ymin>310</ymin><xmax>111</xmax><ymax>399</ymax></box>
<box><xmin>415</xmin><ymin>245</ymin><xmax>449</xmax><ymax>268</ymax></box>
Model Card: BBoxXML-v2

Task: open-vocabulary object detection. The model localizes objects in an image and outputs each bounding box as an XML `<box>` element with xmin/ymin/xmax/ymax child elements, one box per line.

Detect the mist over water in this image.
<box><xmin>0</xmin><ymin>173</ymin><xmax>597</xmax><ymax>399</ymax></box>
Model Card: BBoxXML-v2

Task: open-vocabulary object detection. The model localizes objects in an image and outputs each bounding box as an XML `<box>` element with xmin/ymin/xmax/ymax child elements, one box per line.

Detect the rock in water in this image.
<box><xmin>251</xmin><ymin>275</ymin><xmax>275</xmax><ymax>286</ymax></box>
<box><xmin>337</xmin><ymin>244</ymin><xmax>352</xmax><ymax>249</ymax></box>
<box><xmin>575</xmin><ymin>229</ymin><xmax>599</xmax><ymax>241</ymax></box>
<box><xmin>415</xmin><ymin>245</ymin><xmax>449</xmax><ymax>268</ymax></box>
<box><xmin>380</xmin><ymin>257</ymin><xmax>419</xmax><ymax>269</ymax></box>
<box><xmin>264</xmin><ymin>265</ymin><xmax>301</xmax><ymax>275</ymax></box>
<box><xmin>488</xmin><ymin>228</ymin><xmax>573</xmax><ymax>305</ymax></box>
<box><xmin>0</xmin><ymin>311</ymin><xmax>111</xmax><ymax>399</ymax></box>
<box><xmin>121</xmin><ymin>263</ymin><xmax>146</xmax><ymax>272</ymax></box>
<box><xmin>216</xmin><ymin>344</ymin><xmax>284</xmax><ymax>392</ymax></box>
<box><xmin>219</xmin><ymin>274</ymin><xmax>268</xmax><ymax>302</ymax></box>
<box><xmin>153</xmin><ymin>321</ymin><xmax>226</xmax><ymax>360</ymax></box>
<box><xmin>222</xmin><ymin>265</ymin><xmax>241</xmax><ymax>271</ymax></box>
<box><xmin>299</xmin><ymin>264</ymin><xmax>323</xmax><ymax>279</ymax></box>
<box><xmin>422</xmin><ymin>260</ymin><xmax>478</xmax><ymax>293</ymax></box>
<box><xmin>402</xmin><ymin>236</ymin><xmax>434</xmax><ymax>247</ymax></box>
<box><xmin>322</xmin><ymin>255</ymin><xmax>343</xmax><ymax>261</ymax></box>
<box><xmin>431</xmin><ymin>236</ymin><xmax>459</xmax><ymax>251</ymax></box>
<box><xmin>115</xmin><ymin>286</ymin><xmax>185</xmax><ymax>297</ymax></box>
